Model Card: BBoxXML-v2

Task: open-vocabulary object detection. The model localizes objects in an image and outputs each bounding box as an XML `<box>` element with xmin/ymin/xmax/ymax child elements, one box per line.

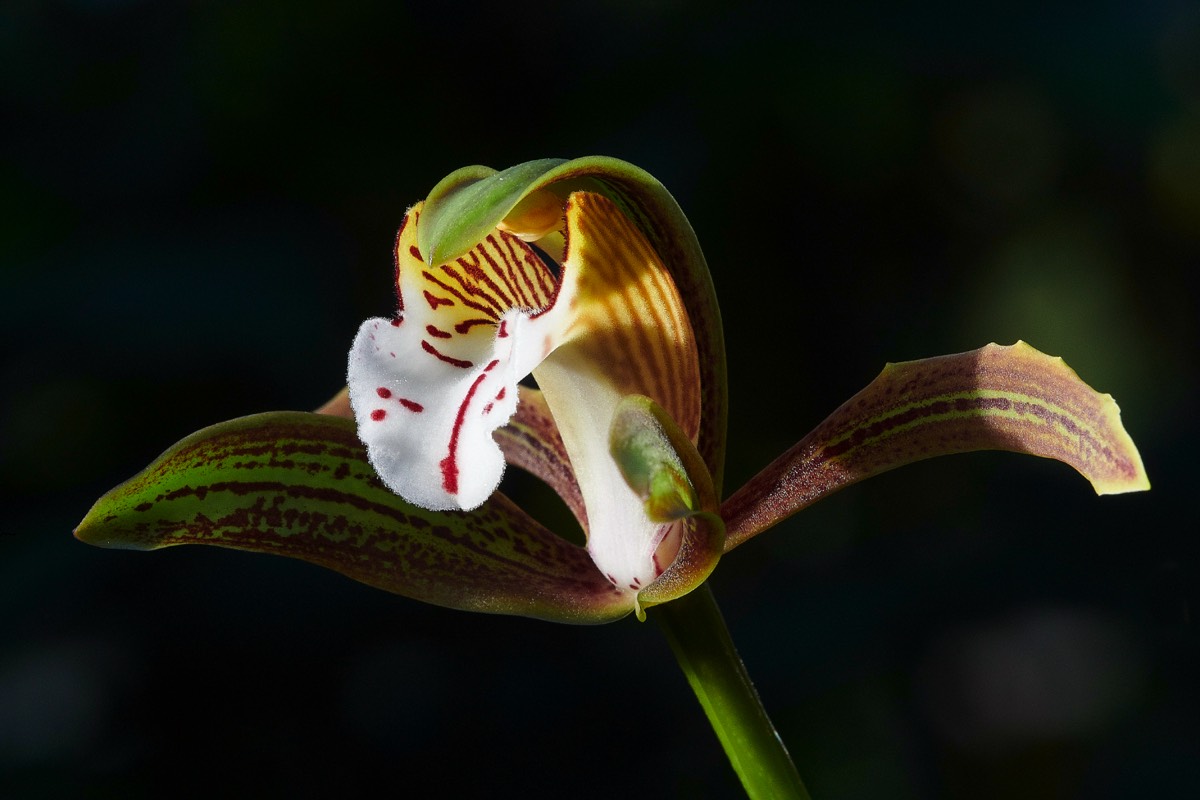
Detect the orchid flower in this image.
<box><xmin>344</xmin><ymin>171</ymin><xmax>719</xmax><ymax>620</ymax></box>
<box><xmin>76</xmin><ymin>157</ymin><xmax>1149</xmax><ymax>799</ymax></box>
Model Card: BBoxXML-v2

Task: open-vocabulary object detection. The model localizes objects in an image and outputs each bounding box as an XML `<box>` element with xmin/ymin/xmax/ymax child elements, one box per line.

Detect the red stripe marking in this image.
<box><xmin>426</xmin><ymin>324</ymin><xmax>452</xmax><ymax>339</ymax></box>
<box><xmin>501</xmin><ymin>232</ymin><xmax>556</xmax><ymax>304</ymax></box>
<box><xmin>440</xmin><ymin>372</ymin><xmax>490</xmax><ymax>495</ymax></box>
<box><xmin>424</xmin><ymin>290</ymin><xmax>453</xmax><ymax>309</ymax></box>
<box><xmin>497</xmin><ymin>319</ymin><xmax>508</xmax><ymax>338</ymax></box>
<box><xmin>409</xmin><ymin>244</ymin><xmax>423</xmax><ymax>262</ymax></box>
<box><xmin>455</xmin><ymin>318</ymin><xmax>494</xmax><ymax>334</ymax></box>
<box><xmin>421</xmin><ymin>339</ymin><xmax>472</xmax><ymax>368</ymax></box>
<box><xmin>490</xmin><ymin>234</ymin><xmax>531</xmax><ymax>307</ymax></box>
<box><xmin>390</xmin><ymin>318</ymin><xmax>402</xmax><ymax>327</ymax></box>
<box><xmin>474</xmin><ymin>237</ymin><xmax>516</xmax><ymax>306</ymax></box>
<box><xmin>443</xmin><ymin>264</ymin><xmax>504</xmax><ymax>314</ymax></box>
<box><xmin>423</xmin><ymin>270</ymin><xmax>499</xmax><ymax>318</ymax></box>
<box><xmin>399</xmin><ymin>398</ymin><xmax>424</xmax><ymax>412</ymax></box>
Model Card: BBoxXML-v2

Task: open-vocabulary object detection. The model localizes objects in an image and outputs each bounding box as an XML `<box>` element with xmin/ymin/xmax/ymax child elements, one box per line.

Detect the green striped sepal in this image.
<box><xmin>721</xmin><ymin>341</ymin><xmax>1150</xmax><ymax>549</ymax></box>
<box><xmin>74</xmin><ymin>412</ymin><xmax>630</xmax><ymax>623</ymax></box>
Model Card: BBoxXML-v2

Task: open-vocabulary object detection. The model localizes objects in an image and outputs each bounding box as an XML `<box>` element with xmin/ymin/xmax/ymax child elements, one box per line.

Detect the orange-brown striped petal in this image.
<box><xmin>533</xmin><ymin>192</ymin><xmax>702</xmax><ymax>598</ymax></box>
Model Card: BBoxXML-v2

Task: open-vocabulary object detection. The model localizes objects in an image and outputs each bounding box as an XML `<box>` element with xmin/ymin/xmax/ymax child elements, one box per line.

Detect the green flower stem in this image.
<box><xmin>655</xmin><ymin>583</ymin><xmax>811</xmax><ymax>799</ymax></box>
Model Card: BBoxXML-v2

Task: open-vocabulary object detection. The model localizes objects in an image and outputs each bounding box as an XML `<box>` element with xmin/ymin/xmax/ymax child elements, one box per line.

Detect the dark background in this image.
<box><xmin>2</xmin><ymin>1</ymin><xmax>1196</xmax><ymax>797</ymax></box>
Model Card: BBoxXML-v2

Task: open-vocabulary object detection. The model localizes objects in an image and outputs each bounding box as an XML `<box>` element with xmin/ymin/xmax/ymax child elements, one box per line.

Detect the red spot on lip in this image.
<box><xmin>484</xmin><ymin>359</ymin><xmax>499</xmax><ymax>371</ymax></box>
<box><xmin>424</xmin><ymin>290</ymin><xmax>453</xmax><ymax>310</ymax></box>
<box><xmin>497</xmin><ymin>319</ymin><xmax>509</xmax><ymax>338</ymax></box>
<box><xmin>495</xmin><ymin>387</ymin><xmax>506</xmax><ymax>401</ymax></box>
<box><xmin>483</xmin><ymin>403</ymin><xmax>494</xmax><ymax>414</ymax></box>
<box><xmin>399</xmin><ymin>398</ymin><xmax>424</xmax><ymax>412</ymax></box>
<box><xmin>426</xmin><ymin>324</ymin><xmax>452</xmax><ymax>339</ymax></box>
<box><xmin>389</xmin><ymin>318</ymin><xmax>402</xmax><ymax>327</ymax></box>
<box><xmin>370</xmin><ymin>409</ymin><xmax>387</xmax><ymax>421</ymax></box>
<box><xmin>376</xmin><ymin>387</ymin><xmax>392</xmax><ymax>398</ymax></box>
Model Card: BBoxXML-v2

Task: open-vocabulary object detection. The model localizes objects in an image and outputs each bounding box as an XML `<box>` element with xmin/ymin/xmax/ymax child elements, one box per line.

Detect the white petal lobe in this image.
<box><xmin>348</xmin><ymin>314</ymin><xmax>521</xmax><ymax>511</ymax></box>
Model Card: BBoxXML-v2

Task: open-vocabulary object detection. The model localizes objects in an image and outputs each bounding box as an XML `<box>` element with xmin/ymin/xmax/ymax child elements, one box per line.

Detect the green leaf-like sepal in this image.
<box><xmin>418</xmin><ymin>159</ymin><xmax>566</xmax><ymax>266</ymax></box>
<box><xmin>722</xmin><ymin>342</ymin><xmax>1150</xmax><ymax>549</ymax></box>
<box><xmin>609</xmin><ymin>395</ymin><xmax>724</xmax><ymax>619</ymax></box>
<box><xmin>75</xmin><ymin>412</ymin><xmax>630</xmax><ymax>623</ymax></box>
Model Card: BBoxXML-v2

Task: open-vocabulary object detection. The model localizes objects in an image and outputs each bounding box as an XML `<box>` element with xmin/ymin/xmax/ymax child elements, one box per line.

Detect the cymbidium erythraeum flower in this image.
<box><xmin>343</xmin><ymin>178</ymin><xmax>719</xmax><ymax>620</ymax></box>
<box><xmin>76</xmin><ymin>157</ymin><xmax>1149</xmax><ymax>627</ymax></box>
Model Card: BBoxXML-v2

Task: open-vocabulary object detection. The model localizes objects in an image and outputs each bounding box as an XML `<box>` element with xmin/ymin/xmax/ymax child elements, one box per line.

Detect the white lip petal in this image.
<box><xmin>348</xmin><ymin>313</ymin><xmax>520</xmax><ymax>510</ymax></box>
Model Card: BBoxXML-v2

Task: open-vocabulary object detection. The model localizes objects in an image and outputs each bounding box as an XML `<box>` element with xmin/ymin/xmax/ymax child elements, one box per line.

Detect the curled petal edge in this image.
<box><xmin>721</xmin><ymin>341</ymin><xmax>1150</xmax><ymax>550</ymax></box>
